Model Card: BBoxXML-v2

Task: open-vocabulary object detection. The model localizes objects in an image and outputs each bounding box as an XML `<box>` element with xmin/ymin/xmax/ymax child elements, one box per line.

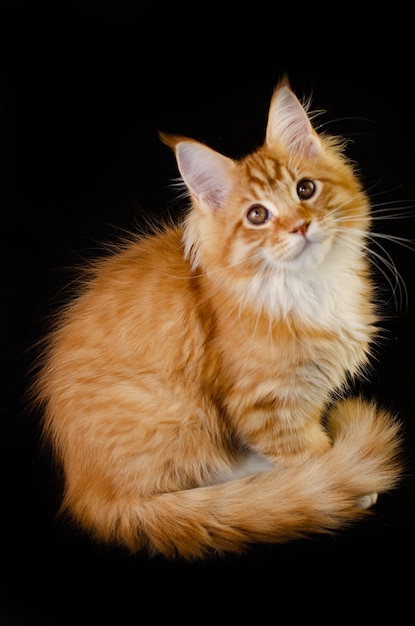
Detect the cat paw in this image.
<box><xmin>357</xmin><ymin>492</ymin><xmax>378</xmax><ymax>509</ymax></box>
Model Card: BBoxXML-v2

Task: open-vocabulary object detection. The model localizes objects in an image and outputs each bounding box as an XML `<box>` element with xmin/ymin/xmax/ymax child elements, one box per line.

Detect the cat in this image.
<box><xmin>31</xmin><ymin>76</ymin><xmax>402</xmax><ymax>559</ymax></box>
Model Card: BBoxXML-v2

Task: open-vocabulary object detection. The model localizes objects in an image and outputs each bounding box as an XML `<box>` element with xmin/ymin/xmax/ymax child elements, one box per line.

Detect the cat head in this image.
<box><xmin>160</xmin><ymin>76</ymin><xmax>370</xmax><ymax>281</ymax></box>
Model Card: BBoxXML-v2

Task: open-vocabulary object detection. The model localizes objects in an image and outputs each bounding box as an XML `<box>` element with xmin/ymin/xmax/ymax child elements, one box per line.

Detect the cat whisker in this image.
<box><xmin>371</xmin><ymin>198</ymin><xmax>415</xmax><ymax>210</ymax></box>
<box><xmin>336</xmin><ymin>229</ymin><xmax>409</xmax><ymax>313</ymax></box>
<box><xmin>330</xmin><ymin>184</ymin><xmax>415</xmax><ymax>218</ymax></box>
<box><xmin>370</xmin><ymin>212</ymin><xmax>415</xmax><ymax>222</ymax></box>
<box><xmin>367</xmin><ymin>243</ymin><xmax>408</xmax><ymax>311</ymax></box>
<box><xmin>366</xmin><ymin>179</ymin><xmax>409</xmax><ymax>198</ymax></box>
<box><xmin>367</xmin><ymin>231</ymin><xmax>415</xmax><ymax>252</ymax></box>
<box><xmin>335</xmin><ymin>218</ymin><xmax>415</xmax><ymax>250</ymax></box>
<box><xmin>332</xmin><ymin>214</ymin><xmax>415</xmax><ymax>240</ymax></box>
<box><xmin>330</xmin><ymin>201</ymin><xmax>415</xmax><ymax>249</ymax></box>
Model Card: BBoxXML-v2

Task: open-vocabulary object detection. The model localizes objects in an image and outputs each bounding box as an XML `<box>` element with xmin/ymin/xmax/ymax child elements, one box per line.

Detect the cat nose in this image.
<box><xmin>290</xmin><ymin>220</ymin><xmax>310</xmax><ymax>236</ymax></box>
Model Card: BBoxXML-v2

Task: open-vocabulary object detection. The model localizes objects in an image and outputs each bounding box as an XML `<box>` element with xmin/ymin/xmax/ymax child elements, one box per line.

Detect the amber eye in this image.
<box><xmin>297</xmin><ymin>179</ymin><xmax>316</xmax><ymax>200</ymax></box>
<box><xmin>246</xmin><ymin>204</ymin><xmax>270</xmax><ymax>225</ymax></box>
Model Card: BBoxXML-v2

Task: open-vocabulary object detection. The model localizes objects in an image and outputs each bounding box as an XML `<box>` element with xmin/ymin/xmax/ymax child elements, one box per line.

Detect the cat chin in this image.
<box><xmin>266</xmin><ymin>241</ymin><xmax>332</xmax><ymax>272</ymax></box>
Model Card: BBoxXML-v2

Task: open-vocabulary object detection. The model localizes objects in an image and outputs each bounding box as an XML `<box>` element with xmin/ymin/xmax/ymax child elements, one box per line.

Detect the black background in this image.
<box><xmin>1</xmin><ymin>2</ymin><xmax>415</xmax><ymax>623</ymax></box>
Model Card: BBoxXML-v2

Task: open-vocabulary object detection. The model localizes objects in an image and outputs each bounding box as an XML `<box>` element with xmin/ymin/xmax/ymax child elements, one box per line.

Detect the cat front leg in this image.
<box><xmin>230</xmin><ymin>401</ymin><xmax>333</xmax><ymax>469</ymax></box>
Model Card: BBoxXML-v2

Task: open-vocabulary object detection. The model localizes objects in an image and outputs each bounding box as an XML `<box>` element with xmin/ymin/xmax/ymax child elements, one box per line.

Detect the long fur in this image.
<box><xmin>31</xmin><ymin>77</ymin><xmax>403</xmax><ymax>559</ymax></box>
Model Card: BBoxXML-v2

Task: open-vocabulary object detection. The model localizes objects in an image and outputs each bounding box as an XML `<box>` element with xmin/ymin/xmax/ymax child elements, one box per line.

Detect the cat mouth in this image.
<box><xmin>286</xmin><ymin>237</ymin><xmax>316</xmax><ymax>262</ymax></box>
<box><xmin>266</xmin><ymin>237</ymin><xmax>329</xmax><ymax>269</ymax></box>
<box><xmin>290</xmin><ymin>234</ymin><xmax>333</xmax><ymax>267</ymax></box>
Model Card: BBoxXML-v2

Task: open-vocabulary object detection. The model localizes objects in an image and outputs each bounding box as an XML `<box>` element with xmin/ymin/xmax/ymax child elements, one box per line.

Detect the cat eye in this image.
<box><xmin>297</xmin><ymin>179</ymin><xmax>316</xmax><ymax>200</ymax></box>
<box><xmin>246</xmin><ymin>204</ymin><xmax>270</xmax><ymax>225</ymax></box>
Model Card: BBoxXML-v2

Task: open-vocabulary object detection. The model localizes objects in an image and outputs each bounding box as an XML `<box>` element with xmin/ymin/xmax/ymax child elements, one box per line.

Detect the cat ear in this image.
<box><xmin>160</xmin><ymin>132</ymin><xmax>235</xmax><ymax>212</ymax></box>
<box><xmin>265</xmin><ymin>80</ymin><xmax>321</xmax><ymax>158</ymax></box>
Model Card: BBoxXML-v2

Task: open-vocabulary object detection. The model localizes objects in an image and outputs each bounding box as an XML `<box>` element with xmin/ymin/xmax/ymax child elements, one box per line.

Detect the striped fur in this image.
<box><xmin>32</xmin><ymin>77</ymin><xmax>402</xmax><ymax>559</ymax></box>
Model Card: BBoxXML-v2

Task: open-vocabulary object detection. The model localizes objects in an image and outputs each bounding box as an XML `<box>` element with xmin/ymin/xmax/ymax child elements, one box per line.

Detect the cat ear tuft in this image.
<box><xmin>265</xmin><ymin>81</ymin><xmax>321</xmax><ymax>158</ymax></box>
<box><xmin>172</xmin><ymin>140</ymin><xmax>235</xmax><ymax>212</ymax></box>
<box><xmin>158</xmin><ymin>131</ymin><xmax>184</xmax><ymax>150</ymax></box>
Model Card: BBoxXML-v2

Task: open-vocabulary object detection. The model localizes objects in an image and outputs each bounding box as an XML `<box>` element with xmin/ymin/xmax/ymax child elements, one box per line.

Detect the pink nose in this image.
<box><xmin>290</xmin><ymin>220</ymin><xmax>310</xmax><ymax>236</ymax></box>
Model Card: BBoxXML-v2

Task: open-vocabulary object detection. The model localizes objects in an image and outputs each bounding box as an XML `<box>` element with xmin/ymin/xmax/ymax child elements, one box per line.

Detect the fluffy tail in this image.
<box><xmin>64</xmin><ymin>398</ymin><xmax>403</xmax><ymax>559</ymax></box>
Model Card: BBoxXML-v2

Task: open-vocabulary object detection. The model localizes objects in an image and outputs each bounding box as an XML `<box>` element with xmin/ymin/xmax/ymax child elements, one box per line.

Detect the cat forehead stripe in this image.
<box><xmin>243</xmin><ymin>157</ymin><xmax>283</xmax><ymax>195</ymax></box>
<box><xmin>247</xmin><ymin>156</ymin><xmax>282</xmax><ymax>182</ymax></box>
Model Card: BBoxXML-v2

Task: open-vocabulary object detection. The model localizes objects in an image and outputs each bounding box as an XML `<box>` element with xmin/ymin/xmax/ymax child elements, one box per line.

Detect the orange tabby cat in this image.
<box><xmin>32</xmin><ymin>76</ymin><xmax>402</xmax><ymax>559</ymax></box>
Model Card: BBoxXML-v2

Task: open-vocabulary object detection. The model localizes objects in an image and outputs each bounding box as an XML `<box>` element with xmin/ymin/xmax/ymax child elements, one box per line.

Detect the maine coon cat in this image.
<box><xmin>32</xmin><ymin>76</ymin><xmax>402</xmax><ymax>559</ymax></box>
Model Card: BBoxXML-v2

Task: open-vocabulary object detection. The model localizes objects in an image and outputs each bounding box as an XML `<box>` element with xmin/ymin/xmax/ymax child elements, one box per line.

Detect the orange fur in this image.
<box><xmin>32</xmin><ymin>78</ymin><xmax>402</xmax><ymax>559</ymax></box>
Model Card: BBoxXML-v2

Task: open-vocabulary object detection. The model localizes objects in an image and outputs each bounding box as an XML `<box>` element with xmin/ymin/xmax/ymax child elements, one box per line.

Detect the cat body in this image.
<box><xmin>33</xmin><ymin>77</ymin><xmax>402</xmax><ymax>558</ymax></box>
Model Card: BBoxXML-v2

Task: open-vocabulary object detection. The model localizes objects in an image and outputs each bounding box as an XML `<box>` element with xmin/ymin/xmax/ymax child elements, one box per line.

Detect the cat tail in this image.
<box><xmin>68</xmin><ymin>397</ymin><xmax>402</xmax><ymax>560</ymax></box>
